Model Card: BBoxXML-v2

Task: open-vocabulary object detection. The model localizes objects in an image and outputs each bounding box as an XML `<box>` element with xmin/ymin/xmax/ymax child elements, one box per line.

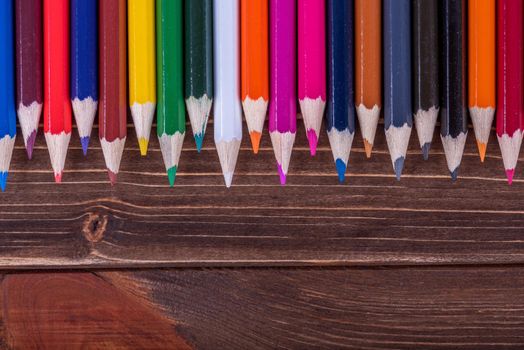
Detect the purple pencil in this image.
<box><xmin>269</xmin><ymin>0</ymin><xmax>296</xmax><ymax>185</ymax></box>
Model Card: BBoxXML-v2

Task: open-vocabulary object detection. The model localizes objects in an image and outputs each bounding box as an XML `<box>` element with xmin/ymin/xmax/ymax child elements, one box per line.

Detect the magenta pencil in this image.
<box><xmin>269</xmin><ymin>0</ymin><xmax>296</xmax><ymax>185</ymax></box>
<box><xmin>298</xmin><ymin>0</ymin><xmax>326</xmax><ymax>156</ymax></box>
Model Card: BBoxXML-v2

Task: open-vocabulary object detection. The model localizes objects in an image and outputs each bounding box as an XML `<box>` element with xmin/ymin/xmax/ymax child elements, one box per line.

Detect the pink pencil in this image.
<box><xmin>269</xmin><ymin>0</ymin><xmax>296</xmax><ymax>185</ymax></box>
<box><xmin>298</xmin><ymin>0</ymin><xmax>326</xmax><ymax>156</ymax></box>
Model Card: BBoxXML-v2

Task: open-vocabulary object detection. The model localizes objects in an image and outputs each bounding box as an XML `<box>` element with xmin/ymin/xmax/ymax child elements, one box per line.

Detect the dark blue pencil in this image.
<box><xmin>326</xmin><ymin>0</ymin><xmax>354</xmax><ymax>183</ymax></box>
<box><xmin>383</xmin><ymin>0</ymin><xmax>412</xmax><ymax>180</ymax></box>
<box><xmin>71</xmin><ymin>0</ymin><xmax>98</xmax><ymax>155</ymax></box>
<box><xmin>0</xmin><ymin>0</ymin><xmax>17</xmax><ymax>191</ymax></box>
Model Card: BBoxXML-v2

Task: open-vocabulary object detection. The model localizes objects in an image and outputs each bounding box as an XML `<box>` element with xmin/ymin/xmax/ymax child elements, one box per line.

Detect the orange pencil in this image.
<box><xmin>468</xmin><ymin>0</ymin><xmax>495</xmax><ymax>162</ymax></box>
<box><xmin>241</xmin><ymin>0</ymin><xmax>269</xmax><ymax>154</ymax></box>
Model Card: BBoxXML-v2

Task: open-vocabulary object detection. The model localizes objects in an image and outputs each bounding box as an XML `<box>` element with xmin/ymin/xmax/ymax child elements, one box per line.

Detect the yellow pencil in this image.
<box><xmin>128</xmin><ymin>0</ymin><xmax>156</xmax><ymax>156</ymax></box>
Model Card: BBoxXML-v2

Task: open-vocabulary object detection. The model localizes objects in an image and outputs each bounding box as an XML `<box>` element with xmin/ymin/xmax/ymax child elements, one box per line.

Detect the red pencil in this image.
<box><xmin>43</xmin><ymin>0</ymin><xmax>71</xmax><ymax>182</ymax></box>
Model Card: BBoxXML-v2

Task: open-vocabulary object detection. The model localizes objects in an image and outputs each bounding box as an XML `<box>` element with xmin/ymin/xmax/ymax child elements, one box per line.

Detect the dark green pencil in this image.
<box><xmin>184</xmin><ymin>0</ymin><xmax>213</xmax><ymax>152</ymax></box>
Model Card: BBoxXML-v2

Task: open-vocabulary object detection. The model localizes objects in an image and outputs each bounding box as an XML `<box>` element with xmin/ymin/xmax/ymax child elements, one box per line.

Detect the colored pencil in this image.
<box><xmin>298</xmin><ymin>0</ymin><xmax>326</xmax><ymax>156</ymax></box>
<box><xmin>15</xmin><ymin>0</ymin><xmax>42</xmax><ymax>160</ymax></box>
<box><xmin>0</xmin><ymin>0</ymin><xmax>17</xmax><ymax>191</ymax></box>
<box><xmin>383</xmin><ymin>0</ymin><xmax>412</xmax><ymax>180</ymax></box>
<box><xmin>240</xmin><ymin>0</ymin><xmax>268</xmax><ymax>154</ymax></box>
<box><xmin>439</xmin><ymin>0</ymin><xmax>467</xmax><ymax>181</ymax></box>
<box><xmin>412</xmin><ymin>0</ymin><xmax>439</xmax><ymax>160</ymax></box>
<box><xmin>213</xmin><ymin>0</ymin><xmax>242</xmax><ymax>187</ymax></box>
<box><xmin>71</xmin><ymin>0</ymin><xmax>97</xmax><ymax>155</ymax></box>
<box><xmin>43</xmin><ymin>0</ymin><xmax>71</xmax><ymax>183</ymax></box>
<box><xmin>185</xmin><ymin>0</ymin><xmax>213</xmax><ymax>152</ymax></box>
<box><xmin>99</xmin><ymin>0</ymin><xmax>126</xmax><ymax>185</ymax></box>
<box><xmin>469</xmin><ymin>0</ymin><xmax>495</xmax><ymax>162</ymax></box>
<box><xmin>326</xmin><ymin>0</ymin><xmax>354</xmax><ymax>183</ymax></box>
<box><xmin>128</xmin><ymin>0</ymin><xmax>156</xmax><ymax>156</ymax></box>
<box><xmin>496</xmin><ymin>0</ymin><xmax>523</xmax><ymax>185</ymax></box>
<box><xmin>355</xmin><ymin>0</ymin><xmax>381</xmax><ymax>158</ymax></box>
<box><xmin>269</xmin><ymin>0</ymin><xmax>296</xmax><ymax>185</ymax></box>
<box><xmin>157</xmin><ymin>0</ymin><xmax>185</xmax><ymax>187</ymax></box>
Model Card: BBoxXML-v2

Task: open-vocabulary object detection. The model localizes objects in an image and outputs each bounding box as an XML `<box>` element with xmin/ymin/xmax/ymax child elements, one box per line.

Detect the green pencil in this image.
<box><xmin>184</xmin><ymin>0</ymin><xmax>213</xmax><ymax>152</ymax></box>
<box><xmin>157</xmin><ymin>0</ymin><xmax>185</xmax><ymax>186</ymax></box>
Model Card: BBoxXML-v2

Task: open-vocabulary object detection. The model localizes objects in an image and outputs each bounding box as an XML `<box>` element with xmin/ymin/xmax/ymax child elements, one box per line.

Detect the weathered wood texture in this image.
<box><xmin>2</xmin><ymin>267</ymin><xmax>524</xmax><ymax>349</ymax></box>
<box><xmin>1</xmin><ymin>121</ymin><xmax>522</xmax><ymax>268</ymax></box>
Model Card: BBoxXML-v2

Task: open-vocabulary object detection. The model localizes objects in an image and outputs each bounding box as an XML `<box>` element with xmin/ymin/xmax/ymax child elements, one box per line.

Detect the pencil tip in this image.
<box><xmin>363</xmin><ymin>139</ymin><xmax>373</xmax><ymax>158</ymax></box>
<box><xmin>26</xmin><ymin>131</ymin><xmax>36</xmax><ymax>160</ymax></box>
<box><xmin>194</xmin><ymin>133</ymin><xmax>204</xmax><ymax>153</ymax></box>
<box><xmin>80</xmin><ymin>136</ymin><xmax>90</xmax><ymax>156</ymax></box>
<box><xmin>335</xmin><ymin>159</ymin><xmax>346</xmax><ymax>183</ymax></box>
<box><xmin>0</xmin><ymin>172</ymin><xmax>7</xmax><ymax>192</ymax></box>
<box><xmin>167</xmin><ymin>166</ymin><xmax>177</xmax><ymax>187</ymax></box>
<box><xmin>277</xmin><ymin>163</ymin><xmax>286</xmax><ymax>185</ymax></box>
<box><xmin>138</xmin><ymin>138</ymin><xmax>149</xmax><ymax>156</ymax></box>
<box><xmin>54</xmin><ymin>172</ymin><xmax>62</xmax><ymax>183</ymax></box>
<box><xmin>477</xmin><ymin>141</ymin><xmax>487</xmax><ymax>163</ymax></box>
<box><xmin>108</xmin><ymin>170</ymin><xmax>117</xmax><ymax>185</ymax></box>
<box><xmin>249</xmin><ymin>131</ymin><xmax>261</xmax><ymax>154</ymax></box>
<box><xmin>306</xmin><ymin>129</ymin><xmax>318</xmax><ymax>156</ymax></box>
<box><xmin>450</xmin><ymin>168</ymin><xmax>459</xmax><ymax>182</ymax></box>
<box><xmin>223</xmin><ymin>171</ymin><xmax>233</xmax><ymax>188</ymax></box>
<box><xmin>394</xmin><ymin>157</ymin><xmax>405</xmax><ymax>181</ymax></box>
<box><xmin>506</xmin><ymin>168</ymin><xmax>515</xmax><ymax>185</ymax></box>
<box><xmin>421</xmin><ymin>142</ymin><xmax>431</xmax><ymax>160</ymax></box>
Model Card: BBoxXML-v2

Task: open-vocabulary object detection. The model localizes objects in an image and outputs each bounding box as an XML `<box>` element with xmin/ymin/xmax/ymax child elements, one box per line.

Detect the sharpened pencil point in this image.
<box><xmin>363</xmin><ymin>139</ymin><xmax>373</xmax><ymax>158</ymax></box>
<box><xmin>0</xmin><ymin>172</ymin><xmax>7</xmax><ymax>192</ymax></box>
<box><xmin>54</xmin><ymin>172</ymin><xmax>62</xmax><ymax>183</ymax></box>
<box><xmin>306</xmin><ymin>129</ymin><xmax>318</xmax><ymax>156</ymax></box>
<box><xmin>249</xmin><ymin>131</ymin><xmax>261</xmax><ymax>154</ymax></box>
<box><xmin>223</xmin><ymin>172</ymin><xmax>233</xmax><ymax>188</ymax></box>
<box><xmin>138</xmin><ymin>138</ymin><xmax>149</xmax><ymax>156</ymax></box>
<box><xmin>335</xmin><ymin>159</ymin><xmax>346</xmax><ymax>183</ymax></box>
<box><xmin>108</xmin><ymin>170</ymin><xmax>117</xmax><ymax>186</ymax></box>
<box><xmin>277</xmin><ymin>163</ymin><xmax>286</xmax><ymax>185</ymax></box>
<box><xmin>394</xmin><ymin>157</ymin><xmax>405</xmax><ymax>181</ymax></box>
<box><xmin>167</xmin><ymin>166</ymin><xmax>177</xmax><ymax>187</ymax></box>
<box><xmin>26</xmin><ymin>130</ymin><xmax>36</xmax><ymax>160</ymax></box>
<box><xmin>506</xmin><ymin>168</ymin><xmax>515</xmax><ymax>185</ymax></box>
<box><xmin>477</xmin><ymin>141</ymin><xmax>487</xmax><ymax>163</ymax></box>
<box><xmin>421</xmin><ymin>143</ymin><xmax>431</xmax><ymax>160</ymax></box>
<box><xmin>80</xmin><ymin>136</ymin><xmax>90</xmax><ymax>156</ymax></box>
<box><xmin>450</xmin><ymin>168</ymin><xmax>459</xmax><ymax>182</ymax></box>
<box><xmin>194</xmin><ymin>133</ymin><xmax>204</xmax><ymax>153</ymax></box>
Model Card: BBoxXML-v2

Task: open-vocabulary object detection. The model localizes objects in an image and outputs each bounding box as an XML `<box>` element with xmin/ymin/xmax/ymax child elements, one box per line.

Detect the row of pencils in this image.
<box><xmin>0</xmin><ymin>0</ymin><xmax>521</xmax><ymax>191</ymax></box>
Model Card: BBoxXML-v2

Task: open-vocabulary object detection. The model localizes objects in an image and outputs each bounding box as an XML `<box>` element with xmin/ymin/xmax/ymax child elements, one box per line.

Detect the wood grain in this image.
<box><xmin>0</xmin><ymin>121</ymin><xmax>522</xmax><ymax>268</ymax></box>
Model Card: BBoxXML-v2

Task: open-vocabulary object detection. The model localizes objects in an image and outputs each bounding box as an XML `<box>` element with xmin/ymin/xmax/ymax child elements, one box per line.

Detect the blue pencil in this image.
<box><xmin>326</xmin><ymin>0</ymin><xmax>354</xmax><ymax>183</ymax></box>
<box><xmin>71</xmin><ymin>0</ymin><xmax>98</xmax><ymax>155</ymax></box>
<box><xmin>383</xmin><ymin>0</ymin><xmax>412</xmax><ymax>180</ymax></box>
<box><xmin>0</xmin><ymin>0</ymin><xmax>17</xmax><ymax>191</ymax></box>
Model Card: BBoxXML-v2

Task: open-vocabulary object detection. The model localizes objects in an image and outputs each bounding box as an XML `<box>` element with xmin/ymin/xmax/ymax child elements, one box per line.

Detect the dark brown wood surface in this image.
<box><xmin>1</xmin><ymin>122</ymin><xmax>523</xmax><ymax>268</ymax></box>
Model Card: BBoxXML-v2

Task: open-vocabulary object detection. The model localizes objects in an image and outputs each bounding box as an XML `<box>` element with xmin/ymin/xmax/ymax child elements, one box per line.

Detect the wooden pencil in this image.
<box><xmin>439</xmin><ymin>0</ymin><xmax>467</xmax><ymax>181</ymax></box>
<box><xmin>468</xmin><ymin>0</ymin><xmax>495</xmax><ymax>162</ymax></box>
<box><xmin>71</xmin><ymin>0</ymin><xmax>98</xmax><ymax>155</ymax></box>
<box><xmin>15</xmin><ymin>0</ymin><xmax>42</xmax><ymax>160</ymax></box>
<box><xmin>184</xmin><ymin>0</ymin><xmax>213</xmax><ymax>153</ymax></box>
<box><xmin>496</xmin><ymin>0</ymin><xmax>523</xmax><ymax>185</ymax></box>
<box><xmin>213</xmin><ymin>0</ymin><xmax>242</xmax><ymax>188</ymax></box>
<box><xmin>43</xmin><ymin>0</ymin><xmax>71</xmax><ymax>183</ymax></box>
<box><xmin>240</xmin><ymin>0</ymin><xmax>268</xmax><ymax>154</ymax></box>
<box><xmin>298</xmin><ymin>0</ymin><xmax>326</xmax><ymax>156</ymax></box>
<box><xmin>326</xmin><ymin>0</ymin><xmax>354</xmax><ymax>183</ymax></box>
<box><xmin>383</xmin><ymin>0</ymin><xmax>412</xmax><ymax>180</ymax></box>
<box><xmin>157</xmin><ymin>0</ymin><xmax>185</xmax><ymax>187</ymax></box>
<box><xmin>269</xmin><ymin>0</ymin><xmax>296</xmax><ymax>185</ymax></box>
<box><xmin>99</xmin><ymin>0</ymin><xmax>127</xmax><ymax>185</ymax></box>
<box><xmin>355</xmin><ymin>0</ymin><xmax>381</xmax><ymax>158</ymax></box>
<box><xmin>0</xmin><ymin>0</ymin><xmax>17</xmax><ymax>191</ymax></box>
<box><xmin>412</xmin><ymin>0</ymin><xmax>439</xmax><ymax>160</ymax></box>
<box><xmin>128</xmin><ymin>0</ymin><xmax>156</xmax><ymax>156</ymax></box>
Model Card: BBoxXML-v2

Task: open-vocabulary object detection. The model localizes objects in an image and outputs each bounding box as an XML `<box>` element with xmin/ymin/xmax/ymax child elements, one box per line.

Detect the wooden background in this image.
<box><xmin>1</xmin><ymin>120</ymin><xmax>523</xmax><ymax>349</ymax></box>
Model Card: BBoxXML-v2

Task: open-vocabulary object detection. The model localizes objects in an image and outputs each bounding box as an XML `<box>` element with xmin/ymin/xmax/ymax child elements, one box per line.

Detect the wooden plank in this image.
<box><xmin>1</xmin><ymin>122</ymin><xmax>523</xmax><ymax>268</ymax></box>
<box><xmin>3</xmin><ymin>267</ymin><xmax>524</xmax><ymax>349</ymax></box>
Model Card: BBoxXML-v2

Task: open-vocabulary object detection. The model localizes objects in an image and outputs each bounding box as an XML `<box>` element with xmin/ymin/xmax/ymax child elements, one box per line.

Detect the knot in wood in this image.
<box><xmin>82</xmin><ymin>213</ymin><xmax>108</xmax><ymax>243</ymax></box>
